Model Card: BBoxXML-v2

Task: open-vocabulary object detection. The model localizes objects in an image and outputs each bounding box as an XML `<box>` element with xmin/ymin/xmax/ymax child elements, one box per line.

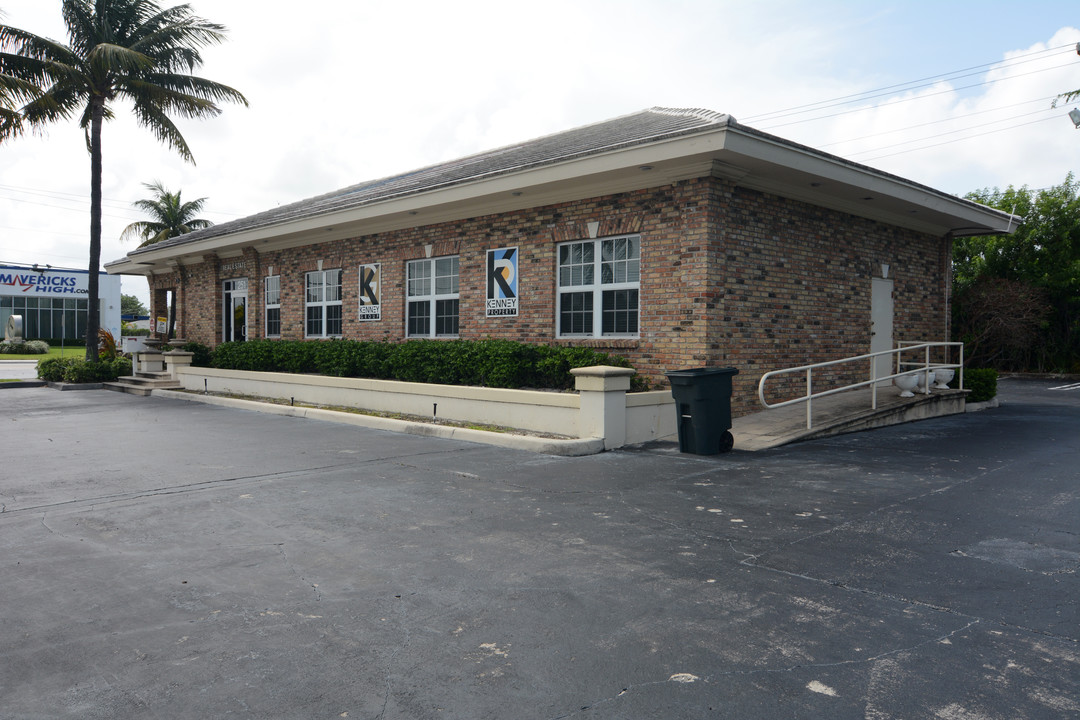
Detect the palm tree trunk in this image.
<box><xmin>86</xmin><ymin>98</ymin><xmax>103</xmax><ymax>362</ymax></box>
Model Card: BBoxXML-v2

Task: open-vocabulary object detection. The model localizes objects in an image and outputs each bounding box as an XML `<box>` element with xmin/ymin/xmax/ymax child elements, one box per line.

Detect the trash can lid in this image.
<box><xmin>665</xmin><ymin>366</ymin><xmax>739</xmax><ymax>378</ymax></box>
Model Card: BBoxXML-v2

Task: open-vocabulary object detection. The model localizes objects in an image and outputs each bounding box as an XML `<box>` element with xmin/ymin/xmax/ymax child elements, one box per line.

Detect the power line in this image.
<box><xmin>758</xmin><ymin>59</ymin><xmax>1078</xmax><ymax>131</ymax></box>
<box><xmin>837</xmin><ymin>108</ymin><xmax>1059</xmax><ymax>158</ymax></box>
<box><xmin>0</xmin><ymin>247</ymin><xmax>90</xmax><ymax>263</ymax></box>
<box><xmin>814</xmin><ymin>96</ymin><xmax>1058</xmax><ymax>149</ymax></box>
<box><xmin>0</xmin><ymin>192</ymin><xmax>141</xmax><ymax>222</ymax></box>
<box><xmin>859</xmin><ymin>115</ymin><xmax>1061</xmax><ymax>162</ymax></box>
<box><xmin>0</xmin><ymin>183</ymin><xmax>244</xmax><ymax>218</ymax></box>
<box><xmin>744</xmin><ymin>43</ymin><xmax>1076</xmax><ymax>124</ymax></box>
<box><xmin>0</xmin><ymin>183</ymin><xmax>132</xmax><ymax>210</ymax></box>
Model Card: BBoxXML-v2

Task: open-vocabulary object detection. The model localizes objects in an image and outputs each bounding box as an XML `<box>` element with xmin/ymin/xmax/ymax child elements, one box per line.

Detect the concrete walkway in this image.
<box><xmin>0</xmin><ymin>359</ymin><xmax>40</xmax><ymax>379</ymax></box>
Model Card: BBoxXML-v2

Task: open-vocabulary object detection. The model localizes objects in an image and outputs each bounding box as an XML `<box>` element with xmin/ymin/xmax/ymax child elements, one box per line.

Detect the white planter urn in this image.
<box><xmin>894</xmin><ymin>373</ymin><xmax>918</xmax><ymax>397</ymax></box>
<box><xmin>933</xmin><ymin>368</ymin><xmax>955</xmax><ymax>389</ymax></box>
<box><xmin>915</xmin><ymin>370</ymin><xmax>936</xmax><ymax>392</ymax></box>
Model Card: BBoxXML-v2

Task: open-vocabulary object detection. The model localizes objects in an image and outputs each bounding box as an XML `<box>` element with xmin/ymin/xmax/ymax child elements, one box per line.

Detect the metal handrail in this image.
<box><xmin>757</xmin><ymin>342</ymin><xmax>965</xmax><ymax>430</ymax></box>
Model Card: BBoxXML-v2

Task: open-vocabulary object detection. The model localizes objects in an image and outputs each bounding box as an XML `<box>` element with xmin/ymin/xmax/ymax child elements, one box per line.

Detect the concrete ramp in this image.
<box><xmin>731</xmin><ymin>387</ymin><xmax>969</xmax><ymax>451</ymax></box>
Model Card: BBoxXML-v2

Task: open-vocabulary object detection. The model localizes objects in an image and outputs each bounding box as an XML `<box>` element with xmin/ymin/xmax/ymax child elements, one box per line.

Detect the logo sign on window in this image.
<box><xmin>486</xmin><ymin>247</ymin><xmax>518</xmax><ymax>317</ymax></box>
<box><xmin>358</xmin><ymin>263</ymin><xmax>381</xmax><ymax>321</ymax></box>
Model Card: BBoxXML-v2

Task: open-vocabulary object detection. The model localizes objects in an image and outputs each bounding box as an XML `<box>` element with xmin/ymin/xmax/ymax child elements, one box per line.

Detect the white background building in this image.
<box><xmin>1</xmin><ymin>263</ymin><xmax>121</xmax><ymax>343</ymax></box>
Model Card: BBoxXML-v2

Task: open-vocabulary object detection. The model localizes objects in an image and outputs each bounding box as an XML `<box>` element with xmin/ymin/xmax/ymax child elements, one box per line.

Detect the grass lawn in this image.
<box><xmin>0</xmin><ymin>346</ymin><xmax>87</xmax><ymax>362</ymax></box>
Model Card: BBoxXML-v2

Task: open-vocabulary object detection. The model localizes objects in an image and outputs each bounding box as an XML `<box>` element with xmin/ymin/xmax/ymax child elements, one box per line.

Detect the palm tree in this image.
<box><xmin>121</xmin><ymin>180</ymin><xmax>213</xmax><ymax>247</ymax></box>
<box><xmin>122</xmin><ymin>179</ymin><xmax>213</xmax><ymax>338</ymax></box>
<box><xmin>0</xmin><ymin>8</ymin><xmax>45</xmax><ymax>138</ymax></box>
<box><xmin>0</xmin><ymin>1</ymin><xmax>246</xmax><ymax>360</ymax></box>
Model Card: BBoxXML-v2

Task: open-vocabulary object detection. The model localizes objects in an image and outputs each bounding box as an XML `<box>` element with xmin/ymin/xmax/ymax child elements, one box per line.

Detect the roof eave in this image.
<box><xmin>106</xmin><ymin>119</ymin><xmax>1016</xmax><ymax>276</ymax></box>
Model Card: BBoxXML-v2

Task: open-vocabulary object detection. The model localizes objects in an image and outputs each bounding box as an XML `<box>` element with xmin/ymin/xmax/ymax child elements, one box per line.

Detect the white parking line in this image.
<box><xmin>1048</xmin><ymin>382</ymin><xmax>1080</xmax><ymax>391</ymax></box>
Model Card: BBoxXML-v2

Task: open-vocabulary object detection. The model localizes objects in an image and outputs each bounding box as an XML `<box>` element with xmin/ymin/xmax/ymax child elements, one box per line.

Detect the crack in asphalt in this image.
<box><xmin>277</xmin><ymin>545</ymin><xmax>323</xmax><ymax>603</ymax></box>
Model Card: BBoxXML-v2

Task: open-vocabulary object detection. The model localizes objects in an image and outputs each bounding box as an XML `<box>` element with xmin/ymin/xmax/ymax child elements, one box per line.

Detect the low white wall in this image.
<box><xmin>177</xmin><ymin>367</ymin><xmax>582</xmax><ymax>437</ymax></box>
<box><xmin>626</xmin><ymin>390</ymin><xmax>679</xmax><ymax>443</ymax></box>
<box><xmin>174</xmin><ymin>366</ymin><xmax>679</xmax><ymax>447</ymax></box>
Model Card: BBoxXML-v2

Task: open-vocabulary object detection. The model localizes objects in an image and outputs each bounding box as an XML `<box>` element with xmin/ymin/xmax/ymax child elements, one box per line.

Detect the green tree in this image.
<box><xmin>120</xmin><ymin>293</ymin><xmax>147</xmax><ymax>316</ymax></box>
<box><xmin>0</xmin><ymin>1</ymin><xmax>246</xmax><ymax>361</ymax></box>
<box><xmin>121</xmin><ymin>179</ymin><xmax>211</xmax><ymax>337</ymax></box>
<box><xmin>956</xmin><ymin>175</ymin><xmax>1080</xmax><ymax>371</ymax></box>
<box><xmin>0</xmin><ymin>8</ymin><xmax>45</xmax><ymax>138</ymax></box>
<box><xmin>121</xmin><ymin>180</ymin><xmax>213</xmax><ymax>247</ymax></box>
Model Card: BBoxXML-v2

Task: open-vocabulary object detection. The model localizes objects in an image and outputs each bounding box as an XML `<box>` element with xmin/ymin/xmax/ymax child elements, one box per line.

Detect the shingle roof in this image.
<box><xmin>129</xmin><ymin>107</ymin><xmax>733</xmax><ymax>255</ymax></box>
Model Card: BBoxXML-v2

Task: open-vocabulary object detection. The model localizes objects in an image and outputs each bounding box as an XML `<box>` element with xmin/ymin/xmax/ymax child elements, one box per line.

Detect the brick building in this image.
<box><xmin>105</xmin><ymin>108</ymin><xmax>1014</xmax><ymax>416</ymax></box>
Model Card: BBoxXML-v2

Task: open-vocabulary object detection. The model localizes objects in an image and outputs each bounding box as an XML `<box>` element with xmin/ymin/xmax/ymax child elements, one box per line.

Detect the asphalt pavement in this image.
<box><xmin>1</xmin><ymin>377</ymin><xmax>1077</xmax><ymax>719</ymax></box>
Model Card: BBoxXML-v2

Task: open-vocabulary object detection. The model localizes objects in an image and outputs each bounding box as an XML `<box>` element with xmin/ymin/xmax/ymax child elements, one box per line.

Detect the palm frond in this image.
<box><xmin>86</xmin><ymin>42</ymin><xmax>155</xmax><ymax>76</ymax></box>
<box><xmin>128</xmin><ymin>92</ymin><xmax>195</xmax><ymax>161</ymax></box>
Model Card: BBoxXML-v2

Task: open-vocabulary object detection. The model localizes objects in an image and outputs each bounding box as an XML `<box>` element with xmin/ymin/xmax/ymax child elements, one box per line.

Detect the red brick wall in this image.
<box><xmin>148</xmin><ymin>176</ymin><xmax>948</xmax><ymax>416</ymax></box>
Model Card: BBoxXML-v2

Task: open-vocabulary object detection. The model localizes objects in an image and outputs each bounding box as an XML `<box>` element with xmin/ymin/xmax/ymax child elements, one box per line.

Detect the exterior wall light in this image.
<box><xmin>1070</xmin><ymin>108</ymin><xmax>1080</xmax><ymax>129</ymax></box>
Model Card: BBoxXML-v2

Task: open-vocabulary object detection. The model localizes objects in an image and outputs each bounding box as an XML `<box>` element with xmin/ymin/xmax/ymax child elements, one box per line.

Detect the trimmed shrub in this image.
<box><xmin>37</xmin><ymin>357</ymin><xmax>131</xmax><ymax>383</ymax></box>
<box><xmin>206</xmin><ymin>338</ymin><xmax>639</xmax><ymax>390</ymax></box>
<box><xmin>179</xmin><ymin>341</ymin><xmax>213</xmax><ymax>367</ymax></box>
<box><xmin>963</xmin><ymin>368</ymin><xmax>998</xmax><ymax>403</ymax></box>
<box><xmin>0</xmin><ymin>339</ymin><xmax>50</xmax><ymax>354</ymax></box>
<box><xmin>37</xmin><ymin>357</ymin><xmax>76</xmax><ymax>382</ymax></box>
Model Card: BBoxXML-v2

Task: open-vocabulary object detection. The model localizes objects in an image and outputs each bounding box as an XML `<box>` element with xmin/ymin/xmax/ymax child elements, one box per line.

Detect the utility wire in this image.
<box><xmin>744</xmin><ymin>43</ymin><xmax>1076</xmax><ymax>123</ymax></box>
<box><xmin>0</xmin><ymin>193</ymin><xmax>140</xmax><ymax>222</ymax></box>
<box><xmin>758</xmin><ymin>59</ymin><xmax>1078</xmax><ymax>131</ymax></box>
<box><xmin>814</xmin><ymin>96</ymin><xmax>1058</xmax><ymax>149</ymax></box>
<box><xmin>836</xmin><ymin>107</ymin><xmax>1059</xmax><ymax>157</ymax></box>
<box><xmin>859</xmin><ymin>115</ymin><xmax>1061</xmax><ymax>162</ymax></box>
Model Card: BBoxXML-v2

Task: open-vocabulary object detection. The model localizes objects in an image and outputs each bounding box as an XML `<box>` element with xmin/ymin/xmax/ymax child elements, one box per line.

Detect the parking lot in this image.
<box><xmin>1</xmin><ymin>378</ymin><xmax>1077</xmax><ymax>719</ymax></box>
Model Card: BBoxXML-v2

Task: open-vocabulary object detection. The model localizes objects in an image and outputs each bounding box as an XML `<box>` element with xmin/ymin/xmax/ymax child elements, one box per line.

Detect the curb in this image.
<box><xmin>152</xmin><ymin>389</ymin><xmax>606</xmax><ymax>457</ymax></box>
<box><xmin>45</xmin><ymin>382</ymin><xmax>104</xmax><ymax>391</ymax></box>
<box><xmin>965</xmin><ymin>397</ymin><xmax>1000</xmax><ymax>412</ymax></box>
<box><xmin>0</xmin><ymin>380</ymin><xmax>46</xmax><ymax>389</ymax></box>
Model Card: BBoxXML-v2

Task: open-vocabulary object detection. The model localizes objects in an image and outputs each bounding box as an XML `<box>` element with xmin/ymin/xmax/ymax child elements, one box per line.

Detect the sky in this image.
<box><xmin>1</xmin><ymin>0</ymin><xmax>1079</xmax><ymax>308</ymax></box>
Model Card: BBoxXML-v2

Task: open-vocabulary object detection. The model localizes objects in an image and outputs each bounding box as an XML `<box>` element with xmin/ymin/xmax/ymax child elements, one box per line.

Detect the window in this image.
<box><xmin>265</xmin><ymin>275</ymin><xmax>281</xmax><ymax>337</ymax></box>
<box><xmin>407</xmin><ymin>256</ymin><xmax>459</xmax><ymax>337</ymax></box>
<box><xmin>1</xmin><ymin>295</ymin><xmax>89</xmax><ymax>340</ymax></box>
<box><xmin>305</xmin><ymin>269</ymin><xmax>342</xmax><ymax>337</ymax></box>
<box><xmin>557</xmin><ymin>235</ymin><xmax>640</xmax><ymax>337</ymax></box>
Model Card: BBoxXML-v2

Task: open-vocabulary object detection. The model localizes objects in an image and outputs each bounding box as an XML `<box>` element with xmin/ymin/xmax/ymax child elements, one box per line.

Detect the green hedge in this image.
<box><xmin>178</xmin><ymin>341</ymin><xmax>213</xmax><ymax>368</ymax></box>
<box><xmin>0</xmin><ymin>339</ymin><xmax>50</xmax><ymax>354</ymax></box>
<box><xmin>963</xmin><ymin>368</ymin><xmax>998</xmax><ymax>403</ymax></box>
<box><xmin>37</xmin><ymin>356</ymin><xmax>132</xmax><ymax>383</ymax></box>
<box><xmin>209</xmin><ymin>338</ymin><xmax>641</xmax><ymax>391</ymax></box>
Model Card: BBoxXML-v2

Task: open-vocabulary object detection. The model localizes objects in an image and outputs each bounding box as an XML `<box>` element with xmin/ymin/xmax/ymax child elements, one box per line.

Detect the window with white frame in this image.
<box><xmin>557</xmin><ymin>235</ymin><xmax>640</xmax><ymax>337</ymax></box>
<box><xmin>264</xmin><ymin>275</ymin><xmax>281</xmax><ymax>337</ymax></box>
<box><xmin>305</xmin><ymin>268</ymin><xmax>342</xmax><ymax>337</ymax></box>
<box><xmin>407</xmin><ymin>255</ymin><xmax>459</xmax><ymax>337</ymax></box>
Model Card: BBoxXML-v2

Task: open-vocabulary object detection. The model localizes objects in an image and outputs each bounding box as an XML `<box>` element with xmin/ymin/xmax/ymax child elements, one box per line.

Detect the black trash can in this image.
<box><xmin>666</xmin><ymin>367</ymin><xmax>739</xmax><ymax>455</ymax></box>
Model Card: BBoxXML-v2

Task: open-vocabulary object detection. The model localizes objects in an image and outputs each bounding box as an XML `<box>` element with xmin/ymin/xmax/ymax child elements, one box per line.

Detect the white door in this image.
<box><xmin>222</xmin><ymin>278</ymin><xmax>248</xmax><ymax>343</ymax></box>
<box><xmin>871</xmin><ymin>278</ymin><xmax>894</xmax><ymax>383</ymax></box>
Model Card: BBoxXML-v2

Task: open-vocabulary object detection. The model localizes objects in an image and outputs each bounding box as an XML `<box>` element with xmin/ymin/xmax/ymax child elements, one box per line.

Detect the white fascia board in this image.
<box><xmin>721</xmin><ymin>128</ymin><xmax>1016</xmax><ymax>235</ymax></box>
<box><xmin>105</xmin><ymin>122</ymin><xmax>1015</xmax><ymax>275</ymax></box>
<box><xmin>107</xmin><ymin>130</ymin><xmax>734</xmax><ymax>270</ymax></box>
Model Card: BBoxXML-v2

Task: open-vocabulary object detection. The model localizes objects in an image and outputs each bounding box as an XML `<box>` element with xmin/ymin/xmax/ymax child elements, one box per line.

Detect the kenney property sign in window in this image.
<box><xmin>486</xmin><ymin>247</ymin><xmax>518</xmax><ymax>317</ymax></box>
<box><xmin>358</xmin><ymin>263</ymin><xmax>381</xmax><ymax>321</ymax></box>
